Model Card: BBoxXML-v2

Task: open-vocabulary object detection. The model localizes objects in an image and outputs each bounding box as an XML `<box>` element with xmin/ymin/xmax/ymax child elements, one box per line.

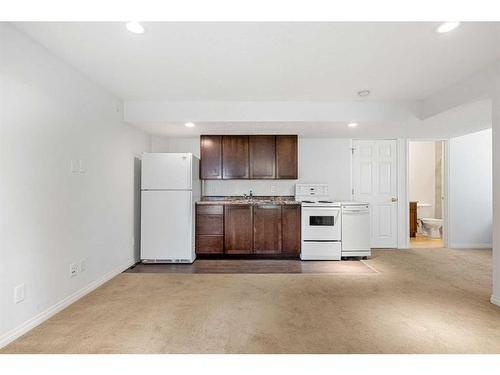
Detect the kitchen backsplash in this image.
<box><xmin>203</xmin><ymin>180</ymin><xmax>296</xmax><ymax>196</ymax></box>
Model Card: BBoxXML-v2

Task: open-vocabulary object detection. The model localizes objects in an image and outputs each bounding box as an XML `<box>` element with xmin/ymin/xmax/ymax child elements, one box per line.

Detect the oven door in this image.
<box><xmin>302</xmin><ymin>206</ymin><xmax>341</xmax><ymax>241</ymax></box>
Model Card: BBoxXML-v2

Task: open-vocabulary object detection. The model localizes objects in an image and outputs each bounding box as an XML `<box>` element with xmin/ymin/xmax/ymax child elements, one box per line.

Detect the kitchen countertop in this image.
<box><xmin>197</xmin><ymin>196</ymin><xmax>301</xmax><ymax>206</ymax></box>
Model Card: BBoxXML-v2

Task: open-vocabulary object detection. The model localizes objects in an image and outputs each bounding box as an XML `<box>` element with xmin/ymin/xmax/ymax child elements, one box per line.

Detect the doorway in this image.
<box><xmin>408</xmin><ymin>140</ymin><xmax>445</xmax><ymax>249</ymax></box>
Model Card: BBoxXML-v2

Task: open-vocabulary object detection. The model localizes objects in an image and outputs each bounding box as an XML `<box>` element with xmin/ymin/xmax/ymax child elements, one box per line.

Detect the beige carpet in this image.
<box><xmin>2</xmin><ymin>248</ymin><xmax>500</xmax><ymax>354</ymax></box>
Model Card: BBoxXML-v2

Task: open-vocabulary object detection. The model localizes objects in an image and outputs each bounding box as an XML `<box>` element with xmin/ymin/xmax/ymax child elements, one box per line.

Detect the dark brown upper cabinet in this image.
<box><xmin>200</xmin><ymin>134</ymin><xmax>298</xmax><ymax>180</ymax></box>
<box><xmin>253</xmin><ymin>204</ymin><xmax>282</xmax><ymax>254</ymax></box>
<box><xmin>276</xmin><ymin>135</ymin><xmax>298</xmax><ymax>179</ymax></box>
<box><xmin>249</xmin><ymin>135</ymin><xmax>276</xmax><ymax>179</ymax></box>
<box><xmin>200</xmin><ymin>135</ymin><xmax>222</xmax><ymax>179</ymax></box>
<box><xmin>222</xmin><ymin>136</ymin><xmax>249</xmax><ymax>179</ymax></box>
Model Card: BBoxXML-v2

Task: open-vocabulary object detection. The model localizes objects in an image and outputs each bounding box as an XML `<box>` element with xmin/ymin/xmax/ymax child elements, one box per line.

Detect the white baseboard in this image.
<box><xmin>0</xmin><ymin>258</ymin><xmax>136</xmax><ymax>349</ymax></box>
<box><xmin>491</xmin><ymin>295</ymin><xmax>500</xmax><ymax>307</ymax></box>
<box><xmin>449</xmin><ymin>243</ymin><xmax>493</xmax><ymax>249</ymax></box>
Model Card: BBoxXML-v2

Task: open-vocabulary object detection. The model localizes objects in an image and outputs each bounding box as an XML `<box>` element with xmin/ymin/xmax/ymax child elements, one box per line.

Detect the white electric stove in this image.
<box><xmin>295</xmin><ymin>184</ymin><xmax>342</xmax><ymax>260</ymax></box>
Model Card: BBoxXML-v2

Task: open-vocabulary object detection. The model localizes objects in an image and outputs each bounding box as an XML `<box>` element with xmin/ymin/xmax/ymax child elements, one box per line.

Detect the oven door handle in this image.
<box><xmin>304</xmin><ymin>209</ymin><xmax>341</xmax><ymax>222</ymax></box>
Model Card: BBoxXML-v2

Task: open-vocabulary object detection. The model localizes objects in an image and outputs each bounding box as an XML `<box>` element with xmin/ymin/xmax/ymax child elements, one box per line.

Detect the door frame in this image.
<box><xmin>350</xmin><ymin>138</ymin><xmax>400</xmax><ymax>249</ymax></box>
<box><xmin>403</xmin><ymin>138</ymin><xmax>450</xmax><ymax>249</ymax></box>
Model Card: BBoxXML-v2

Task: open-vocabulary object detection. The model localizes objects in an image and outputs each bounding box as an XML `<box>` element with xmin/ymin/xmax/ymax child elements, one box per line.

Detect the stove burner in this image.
<box><xmin>302</xmin><ymin>200</ymin><xmax>314</xmax><ymax>203</ymax></box>
<box><xmin>318</xmin><ymin>200</ymin><xmax>333</xmax><ymax>203</ymax></box>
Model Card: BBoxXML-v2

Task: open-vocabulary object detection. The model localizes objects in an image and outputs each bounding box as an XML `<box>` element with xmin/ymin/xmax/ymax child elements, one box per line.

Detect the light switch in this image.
<box><xmin>14</xmin><ymin>284</ymin><xmax>25</xmax><ymax>304</ymax></box>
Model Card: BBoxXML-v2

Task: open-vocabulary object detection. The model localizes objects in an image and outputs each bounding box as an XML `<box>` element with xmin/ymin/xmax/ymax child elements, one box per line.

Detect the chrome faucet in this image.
<box><xmin>249</xmin><ymin>190</ymin><xmax>253</xmax><ymax>198</ymax></box>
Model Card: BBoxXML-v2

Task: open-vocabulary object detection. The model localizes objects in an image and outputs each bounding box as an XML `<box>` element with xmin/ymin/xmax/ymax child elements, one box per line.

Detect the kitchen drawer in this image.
<box><xmin>196</xmin><ymin>235</ymin><xmax>224</xmax><ymax>254</ymax></box>
<box><xmin>301</xmin><ymin>241</ymin><xmax>341</xmax><ymax>261</ymax></box>
<box><xmin>196</xmin><ymin>214</ymin><xmax>223</xmax><ymax>235</ymax></box>
<box><xmin>196</xmin><ymin>205</ymin><xmax>224</xmax><ymax>215</ymax></box>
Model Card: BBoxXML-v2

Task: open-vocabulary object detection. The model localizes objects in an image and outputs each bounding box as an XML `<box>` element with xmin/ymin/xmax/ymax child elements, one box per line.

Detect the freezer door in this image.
<box><xmin>142</xmin><ymin>153</ymin><xmax>192</xmax><ymax>190</ymax></box>
<box><xmin>140</xmin><ymin>190</ymin><xmax>194</xmax><ymax>262</ymax></box>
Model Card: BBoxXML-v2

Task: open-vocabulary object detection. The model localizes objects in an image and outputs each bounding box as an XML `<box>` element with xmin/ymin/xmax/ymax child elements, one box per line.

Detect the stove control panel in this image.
<box><xmin>295</xmin><ymin>184</ymin><xmax>329</xmax><ymax>199</ymax></box>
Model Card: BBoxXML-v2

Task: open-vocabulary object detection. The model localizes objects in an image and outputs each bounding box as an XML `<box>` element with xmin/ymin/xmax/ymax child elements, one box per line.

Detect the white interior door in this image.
<box><xmin>352</xmin><ymin>140</ymin><xmax>398</xmax><ymax>248</ymax></box>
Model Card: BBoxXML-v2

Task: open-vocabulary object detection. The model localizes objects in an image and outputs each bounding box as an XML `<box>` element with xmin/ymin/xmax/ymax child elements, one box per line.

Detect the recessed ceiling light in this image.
<box><xmin>347</xmin><ymin>122</ymin><xmax>358</xmax><ymax>128</ymax></box>
<box><xmin>437</xmin><ymin>22</ymin><xmax>460</xmax><ymax>33</ymax></box>
<box><xmin>185</xmin><ymin>122</ymin><xmax>195</xmax><ymax>128</ymax></box>
<box><xmin>357</xmin><ymin>89</ymin><xmax>370</xmax><ymax>98</ymax></box>
<box><xmin>126</xmin><ymin>22</ymin><xmax>145</xmax><ymax>34</ymax></box>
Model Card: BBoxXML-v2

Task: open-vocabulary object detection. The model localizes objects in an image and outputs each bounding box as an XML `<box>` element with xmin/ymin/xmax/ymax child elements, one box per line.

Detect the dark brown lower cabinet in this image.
<box><xmin>196</xmin><ymin>214</ymin><xmax>223</xmax><ymax>235</ymax></box>
<box><xmin>224</xmin><ymin>205</ymin><xmax>253</xmax><ymax>254</ymax></box>
<box><xmin>196</xmin><ymin>235</ymin><xmax>224</xmax><ymax>254</ymax></box>
<box><xmin>195</xmin><ymin>205</ymin><xmax>224</xmax><ymax>254</ymax></box>
<box><xmin>196</xmin><ymin>203</ymin><xmax>301</xmax><ymax>257</ymax></box>
<box><xmin>253</xmin><ymin>205</ymin><xmax>282</xmax><ymax>254</ymax></box>
<box><xmin>281</xmin><ymin>205</ymin><xmax>301</xmax><ymax>255</ymax></box>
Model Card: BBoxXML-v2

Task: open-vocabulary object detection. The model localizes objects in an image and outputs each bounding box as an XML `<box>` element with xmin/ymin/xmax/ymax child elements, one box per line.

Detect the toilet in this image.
<box><xmin>420</xmin><ymin>218</ymin><xmax>443</xmax><ymax>238</ymax></box>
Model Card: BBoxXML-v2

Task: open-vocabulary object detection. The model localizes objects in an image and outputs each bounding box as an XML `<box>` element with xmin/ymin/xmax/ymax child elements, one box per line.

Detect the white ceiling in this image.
<box><xmin>14</xmin><ymin>22</ymin><xmax>500</xmax><ymax>102</ymax></box>
<box><xmin>135</xmin><ymin>99</ymin><xmax>492</xmax><ymax>139</ymax></box>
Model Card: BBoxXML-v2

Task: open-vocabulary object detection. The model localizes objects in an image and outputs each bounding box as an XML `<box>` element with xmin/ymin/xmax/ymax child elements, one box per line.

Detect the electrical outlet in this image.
<box><xmin>80</xmin><ymin>260</ymin><xmax>86</xmax><ymax>272</ymax></box>
<box><xmin>270</xmin><ymin>185</ymin><xmax>277</xmax><ymax>194</ymax></box>
<box><xmin>70</xmin><ymin>159</ymin><xmax>79</xmax><ymax>173</ymax></box>
<box><xmin>14</xmin><ymin>284</ymin><xmax>25</xmax><ymax>304</ymax></box>
<box><xmin>69</xmin><ymin>263</ymin><xmax>78</xmax><ymax>277</ymax></box>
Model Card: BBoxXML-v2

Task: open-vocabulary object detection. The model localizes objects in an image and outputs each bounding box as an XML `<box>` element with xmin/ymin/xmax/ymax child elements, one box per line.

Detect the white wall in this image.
<box><xmin>126</xmin><ymin>100</ymin><xmax>418</xmax><ymax>123</ymax></box>
<box><xmin>151</xmin><ymin>136</ymin><xmax>200</xmax><ymax>157</ymax></box>
<box><xmin>409</xmin><ymin>141</ymin><xmax>436</xmax><ymax>219</ymax></box>
<box><xmin>448</xmin><ymin>129</ymin><xmax>493</xmax><ymax>248</ymax></box>
<box><xmin>492</xmin><ymin>80</ymin><xmax>500</xmax><ymax>306</ymax></box>
<box><xmin>0</xmin><ymin>24</ymin><xmax>150</xmax><ymax>346</ymax></box>
<box><xmin>151</xmin><ymin>136</ymin><xmax>353</xmax><ymax>199</ymax></box>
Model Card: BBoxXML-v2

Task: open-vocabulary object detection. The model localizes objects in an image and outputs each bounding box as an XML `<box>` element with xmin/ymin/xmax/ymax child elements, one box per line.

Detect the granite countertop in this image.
<box><xmin>197</xmin><ymin>196</ymin><xmax>301</xmax><ymax>206</ymax></box>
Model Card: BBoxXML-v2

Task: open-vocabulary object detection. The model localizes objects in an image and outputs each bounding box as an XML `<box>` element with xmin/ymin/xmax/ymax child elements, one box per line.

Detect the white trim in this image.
<box><xmin>349</xmin><ymin>138</ymin><xmax>354</xmax><ymax>200</ymax></box>
<box><xmin>443</xmin><ymin>140</ymin><xmax>451</xmax><ymax>248</ymax></box>
<box><xmin>397</xmin><ymin>138</ymin><xmax>409</xmax><ymax>249</ymax></box>
<box><xmin>449</xmin><ymin>243</ymin><xmax>492</xmax><ymax>249</ymax></box>
<box><xmin>0</xmin><ymin>258</ymin><xmax>136</xmax><ymax>349</ymax></box>
<box><xmin>405</xmin><ymin>138</ymin><xmax>449</xmax><ymax>248</ymax></box>
<box><xmin>491</xmin><ymin>295</ymin><xmax>500</xmax><ymax>307</ymax></box>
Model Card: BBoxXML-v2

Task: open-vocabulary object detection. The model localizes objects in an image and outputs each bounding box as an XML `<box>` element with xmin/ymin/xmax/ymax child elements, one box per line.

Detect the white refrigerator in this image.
<box><xmin>140</xmin><ymin>153</ymin><xmax>200</xmax><ymax>263</ymax></box>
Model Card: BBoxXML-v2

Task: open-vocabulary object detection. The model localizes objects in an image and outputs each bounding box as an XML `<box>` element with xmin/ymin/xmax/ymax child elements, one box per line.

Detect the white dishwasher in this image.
<box><xmin>341</xmin><ymin>203</ymin><xmax>371</xmax><ymax>258</ymax></box>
